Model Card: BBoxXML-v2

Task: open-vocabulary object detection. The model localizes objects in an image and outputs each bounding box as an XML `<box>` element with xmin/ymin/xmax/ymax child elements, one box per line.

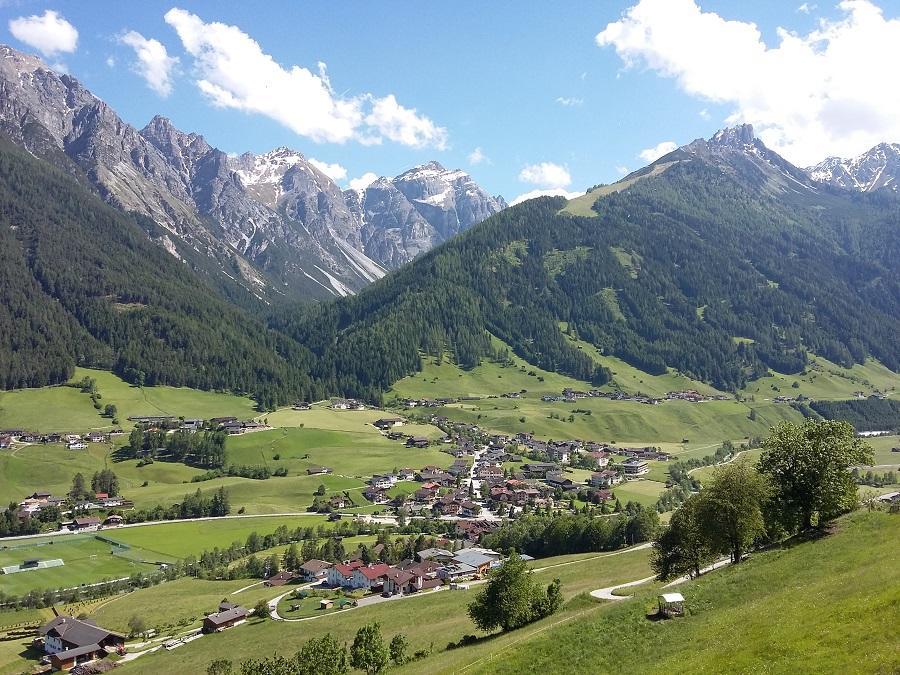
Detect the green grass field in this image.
<box><xmin>432</xmin><ymin>396</ymin><xmax>801</xmax><ymax>445</ymax></box>
<box><xmin>612</xmin><ymin>480</ymin><xmax>668</xmax><ymax>507</ymax></box>
<box><xmin>865</xmin><ymin>434</ymin><xmax>900</xmax><ymax>466</ymax></box>
<box><xmin>0</xmin><ymin>368</ymin><xmax>257</xmax><ymax>433</ymax></box>
<box><xmin>89</xmin><ymin>577</ymin><xmax>283</xmax><ymax>635</ymax></box>
<box><xmin>740</xmin><ymin>355</ymin><xmax>899</xmax><ymax>402</ymax></box>
<box><xmin>225</xmin><ymin>425</ymin><xmax>448</xmax><ymax>479</ymax></box>
<box><xmin>114</xmin><ymin>544</ymin><xmax>652</xmax><ymax>674</ymax></box>
<box><xmin>0</xmin><ymin>393</ymin><xmax>451</xmax><ymax>519</ymax></box>
<box><xmin>392</xmin><ymin>333</ymin><xmax>803</xmax><ymax>446</ymax></box>
<box><xmin>0</xmin><ymin>535</ymin><xmax>158</xmax><ymax>595</ymax></box>
<box><xmin>470</xmin><ymin>511</ymin><xmax>899</xmax><ymax>675</ymax></box>
<box><xmin>105</xmin><ymin>514</ymin><xmax>329</xmax><ymax>559</ymax></box>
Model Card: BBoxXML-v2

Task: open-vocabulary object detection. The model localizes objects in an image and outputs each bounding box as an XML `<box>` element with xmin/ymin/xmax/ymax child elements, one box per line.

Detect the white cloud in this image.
<box><xmin>119</xmin><ymin>31</ymin><xmax>179</xmax><ymax>97</ymax></box>
<box><xmin>597</xmin><ymin>0</ymin><xmax>900</xmax><ymax>166</ymax></box>
<box><xmin>106</xmin><ymin>56</ymin><xmax>116</xmax><ymax>68</ymax></box>
<box><xmin>698</xmin><ymin>108</ymin><xmax>710</xmax><ymax>120</ymax></box>
<box><xmin>348</xmin><ymin>172</ymin><xmax>378</xmax><ymax>192</ymax></box>
<box><xmin>164</xmin><ymin>8</ymin><xmax>447</xmax><ymax>148</ymax></box>
<box><xmin>518</xmin><ymin>162</ymin><xmax>572</xmax><ymax>188</ymax></box>
<box><xmin>468</xmin><ymin>147</ymin><xmax>489</xmax><ymax>165</ymax></box>
<box><xmin>364</xmin><ymin>94</ymin><xmax>448</xmax><ymax>150</ymax></box>
<box><xmin>797</xmin><ymin>3</ymin><xmax>817</xmax><ymax>14</ymax></box>
<box><xmin>308</xmin><ymin>158</ymin><xmax>347</xmax><ymax>182</ymax></box>
<box><xmin>638</xmin><ymin>140</ymin><xmax>678</xmax><ymax>163</ymax></box>
<box><xmin>615</xmin><ymin>165</ymin><xmax>630</xmax><ymax>175</ymax></box>
<box><xmin>556</xmin><ymin>96</ymin><xmax>584</xmax><ymax>107</ymax></box>
<box><xmin>509</xmin><ymin>188</ymin><xmax>585</xmax><ymax>206</ymax></box>
<box><xmin>8</xmin><ymin>9</ymin><xmax>77</xmax><ymax>58</ymax></box>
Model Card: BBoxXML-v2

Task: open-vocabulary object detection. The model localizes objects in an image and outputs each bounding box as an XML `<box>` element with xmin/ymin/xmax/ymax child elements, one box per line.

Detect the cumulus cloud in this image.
<box><xmin>615</xmin><ymin>165</ymin><xmax>630</xmax><ymax>175</ymax></box>
<box><xmin>468</xmin><ymin>147</ymin><xmax>489</xmax><ymax>165</ymax></box>
<box><xmin>348</xmin><ymin>172</ymin><xmax>378</xmax><ymax>192</ymax></box>
<box><xmin>308</xmin><ymin>158</ymin><xmax>347</xmax><ymax>182</ymax></box>
<box><xmin>119</xmin><ymin>31</ymin><xmax>179</xmax><ymax>97</ymax></box>
<box><xmin>556</xmin><ymin>96</ymin><xmax>584</xmax><ymax>107</ymax></box>
<box><xmin>638</xmin><ymin>140</ymin><xmax>678</xmax><ymax>163</ymax></box>
<box><xmin>363</xmin><ymin>94</ymin><xmax>448</xmax><ymax>149</ymax></box>
<box><xmin>509</xmin><ymin>188</ymin><xmax>585</xmax><ymax>206</ymax></box>
<box><xmin>597</xmin><ymin>0</ymin><xmax>900</xmax><ymax>166</ymax></box>
<box><xmin>797</xmin><ymin>3</ymin><xmax>817</xmax><ymax>14</ymax></box>
<box><xmin>164</xmin><ymin>8</ymin><xmax>447</xmax><ymax>148</ymax></box>
<box><xmin>8</xmin><ymin>9</ymin><xmax>77</xmax><ymax>58</ymax></box>
<box><xmin>518</xmin><ymin>162</ymin><xmax>572</xmax><ymax>188</ymax></box>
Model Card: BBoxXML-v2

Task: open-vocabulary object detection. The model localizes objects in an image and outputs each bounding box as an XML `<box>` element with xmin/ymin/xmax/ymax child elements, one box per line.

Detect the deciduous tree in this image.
<box><xmin>350</xmin><ymin>622</ymin><xmax>389</xmax><ymax>675</ymax></box>
<box><xmin>759</xmin><ymin>420</ymin><xmax>874</xmax><ymax>531</ymax></box>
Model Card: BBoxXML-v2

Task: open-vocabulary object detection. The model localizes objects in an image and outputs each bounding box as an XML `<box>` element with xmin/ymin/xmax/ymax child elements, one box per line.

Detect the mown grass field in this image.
<box><xmin>0</xmin><ymin>368</ymin><xmax>257</xmax><ymax>433</ymax></box>
<box><xmin>1</xmin><ymin>395</ymin><xmax>451</xmax><ymax>517</ymax></box>
<box><xmin>469</xmin><ymin>511</ymin><xmax>899</xmax><ymax>675</ymax></box>
<box><xmin>88</xmin><ymin>577</ymin><xmax>284</xmax><ymax>635</ymax></box>
<box><xmin>740</xmin><ymin>355</ymin><xmax>899</xmax><ymax>402</ymax></box>
<box><xmin>0</xmin><ymin>535</ymin><xmax>157</xmax><ymax>595</ymax></box>
<box><xmin>611</xmin><ymin>480</ymin><xmax>668</xmax><ymax>507</ymax></box>
<box><xmin>431</xmin><ymin>396</ymin><xmax>801</xmax><ymax>446</ymax></box>
<box><xmin>105</xmin><ymin>514</ymin><xmax>330</xmax><ymax>559</ymax></box>
<box><xmin>116</xmin><ymin>544</ymin><xmax>653</xmax><ymax>674</ymax></box>
<box><xmin>225</xmin><ymin>424</ymin><xmax>448</xmax><ymax>479</ymax></box>
<box><xmin>866</xmin><ymin>434</ymin><xmax>900</xmax><ymax>466</ymax></box>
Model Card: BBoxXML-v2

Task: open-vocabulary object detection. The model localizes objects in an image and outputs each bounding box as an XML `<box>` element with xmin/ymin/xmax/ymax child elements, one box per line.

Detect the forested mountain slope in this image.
<box><xmin>274</xmin><ymin>128</ymin><xmax>900</xmax><ymax>399</ymax></box>
<box><xmin>0</xmin><ymin>139</ymin><xmax>320</xmax><ymax>404</ymax></box>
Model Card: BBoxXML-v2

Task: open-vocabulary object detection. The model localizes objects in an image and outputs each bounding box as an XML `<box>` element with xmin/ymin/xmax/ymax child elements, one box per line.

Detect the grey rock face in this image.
<box><xmin>346</xmin><ymin>161</ymin><xmax>506</xmax><ymax>268</ymax></box>
<box><xmin>807</xmin><ymin>143</ymin><xmax>900</xmax><ymax>192</ymax></box>
<box><xmin>0</xmin><ymin>44</ymin><xmax>504</xmax><ymax>296</ymax></box>
<box><xmin>677</xmin><ymin>124</ymin><xmax>819</xmax><ymax>195</ymax></box>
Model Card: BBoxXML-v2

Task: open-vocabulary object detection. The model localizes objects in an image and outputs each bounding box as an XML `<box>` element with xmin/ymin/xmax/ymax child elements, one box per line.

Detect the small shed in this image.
<box><xmin>658</xmin><ymin>592</ymin><xmax>685</xmax><ymax>618</ymax></box>
<box><xmin>319</xmin><ymin>599</ymin><xmax>334</xmax><ymax>610</ymax></box>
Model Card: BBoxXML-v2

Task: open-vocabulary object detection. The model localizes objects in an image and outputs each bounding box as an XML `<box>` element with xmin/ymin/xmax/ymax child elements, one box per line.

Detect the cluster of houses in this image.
<box><xmin>304</xmin><ymin>545</ymin><xmax>508</xmax><ymax>595</ymax></box>
<box><xmin>13</xmin><ymin>490</ymin><xmax>132</xmax><ymax>530</ymax></box>
<box><xmin>538</xmin><ymin>388</ymin><xmax>728</xmax><ymax>406</ymax></box>
<box><xmin>330</xmin><ymin>398</ymin><xmax>367</xmax><ymax>410</ymax></box>
<box><xmin>541</xmin><ymin>388</ymin><xmax>661</xmax><ymax>405</ymax></box>
<box><xmin>0</xmin><ymin>430</ymin><xmax>127</xmax><ymax>451</ymax></box>
<box><xmin>665</xmin><ymin>390</ymin><xmax>729</xmax><ymax>402</ymax></box>
<box><xmin>126</xmin><ymin>415</ymin><xmax>269</xmax><ymax>436</ymax></box>
<box><xmin>400</xmin><ymin>397</ymin><xmax>459</xmax><ymax>408</ymax></box>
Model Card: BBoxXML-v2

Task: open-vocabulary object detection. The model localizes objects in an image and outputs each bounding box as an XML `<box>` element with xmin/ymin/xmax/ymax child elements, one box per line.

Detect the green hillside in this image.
<box><xmin>275</xmin><ymin>144</ymin><xmax>899</xmax><ymax>402</ymax></box>
<box><xmin>453</xmin><ymin>511</ymin><xmax>900</xmax><ymax>674</ymax></box>
<box><xmin>0</xmin><ymin>140</ymin><xmax>319</xmax><ymax>405</ymax></box>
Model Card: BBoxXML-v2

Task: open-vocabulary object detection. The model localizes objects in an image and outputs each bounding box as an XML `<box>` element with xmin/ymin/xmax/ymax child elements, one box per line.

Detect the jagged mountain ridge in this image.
<box><xmin>0</xmin><ymin>44</ymin><xmax>504</xmax><ymax>300</ymax></box>
<box><xmin>806</xmin><ymin>142</ymin><xmax>900</xmax><ymax>192</ymax></box>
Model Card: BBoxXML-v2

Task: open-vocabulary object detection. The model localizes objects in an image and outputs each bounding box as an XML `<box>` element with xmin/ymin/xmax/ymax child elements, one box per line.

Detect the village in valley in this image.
<box><xmin>1</xmin><ymin>363</ymin><xmax>898</xmax><ymax>675</ymax></box>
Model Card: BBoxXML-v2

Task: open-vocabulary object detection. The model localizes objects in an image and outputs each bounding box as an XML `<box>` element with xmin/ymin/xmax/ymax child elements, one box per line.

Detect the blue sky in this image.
<box><xmin>4</xmin><ymin>0</ymin><xmax>900</xmax><ymax>201</ymax></box>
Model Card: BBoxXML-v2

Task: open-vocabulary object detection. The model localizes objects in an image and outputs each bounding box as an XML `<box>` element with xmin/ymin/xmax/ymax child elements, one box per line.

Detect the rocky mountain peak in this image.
<box><xmin>0</xmin><ymin>42</ymin><xmax>504</xmax><ymax>298</ymax></box>
<box><xmin>806</xmin><ymin>142</ymin><xmax>900</xmax><ymax>192</ymax></box>
<box><xmin>711</xmin><ymin>124</ymin><xmax>755</xmax><ymax>148</ymax></box>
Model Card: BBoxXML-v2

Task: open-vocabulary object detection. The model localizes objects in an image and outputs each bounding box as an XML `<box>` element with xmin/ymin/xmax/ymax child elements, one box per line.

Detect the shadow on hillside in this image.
<box><xmin>775</xmin><ymin>525</ymin><xmax>836</xmax><ymax>551</ymax></box>
<box><xmin>446</xmin><ymin>632</ymin><xmax>505</xmax><ymax>651</ymax></box>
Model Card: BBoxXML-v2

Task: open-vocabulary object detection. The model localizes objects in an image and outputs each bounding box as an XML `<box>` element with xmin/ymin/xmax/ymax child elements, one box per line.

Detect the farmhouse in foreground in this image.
<box><xmin>37</xmin><ymin>613</ymin><xmax>125</xmax><ymax>671</ymax></box>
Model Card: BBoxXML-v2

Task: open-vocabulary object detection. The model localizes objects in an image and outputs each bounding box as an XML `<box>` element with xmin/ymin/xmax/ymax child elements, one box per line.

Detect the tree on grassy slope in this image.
<box><xmin>350</xmin><ymin>622</ymin><xmax>389</xmax><ymax>675</ymax></box>
<box><xmin>468</xmin><ymin>551</ymin><xmax>562</xmax><ymax>632</ymax></box>
<box><xmin>651</xmin><ymin>494</ymin><xmax>716</xmax><ymax>579</ymax></box>
<box><xmin>697</xmin><ymin>461</ymin><xmax>769</xmax><ymax>563</ymax></box>
<box><xmin>295</xmin><ymin>634</ymin><xmax>349</xmax><ymax>675</ymax></box>
<box><xmin>759</xmin><ymin>420</ymin><xmax>873</xmax><ymax>531</ymax></box>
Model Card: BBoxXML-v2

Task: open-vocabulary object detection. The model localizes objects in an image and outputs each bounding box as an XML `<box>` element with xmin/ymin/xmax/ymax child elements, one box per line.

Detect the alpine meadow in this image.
<box><xmin>0</xmin><ymin>3</ymin><xmax>898</xmax><ymax>675</ymax></box>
